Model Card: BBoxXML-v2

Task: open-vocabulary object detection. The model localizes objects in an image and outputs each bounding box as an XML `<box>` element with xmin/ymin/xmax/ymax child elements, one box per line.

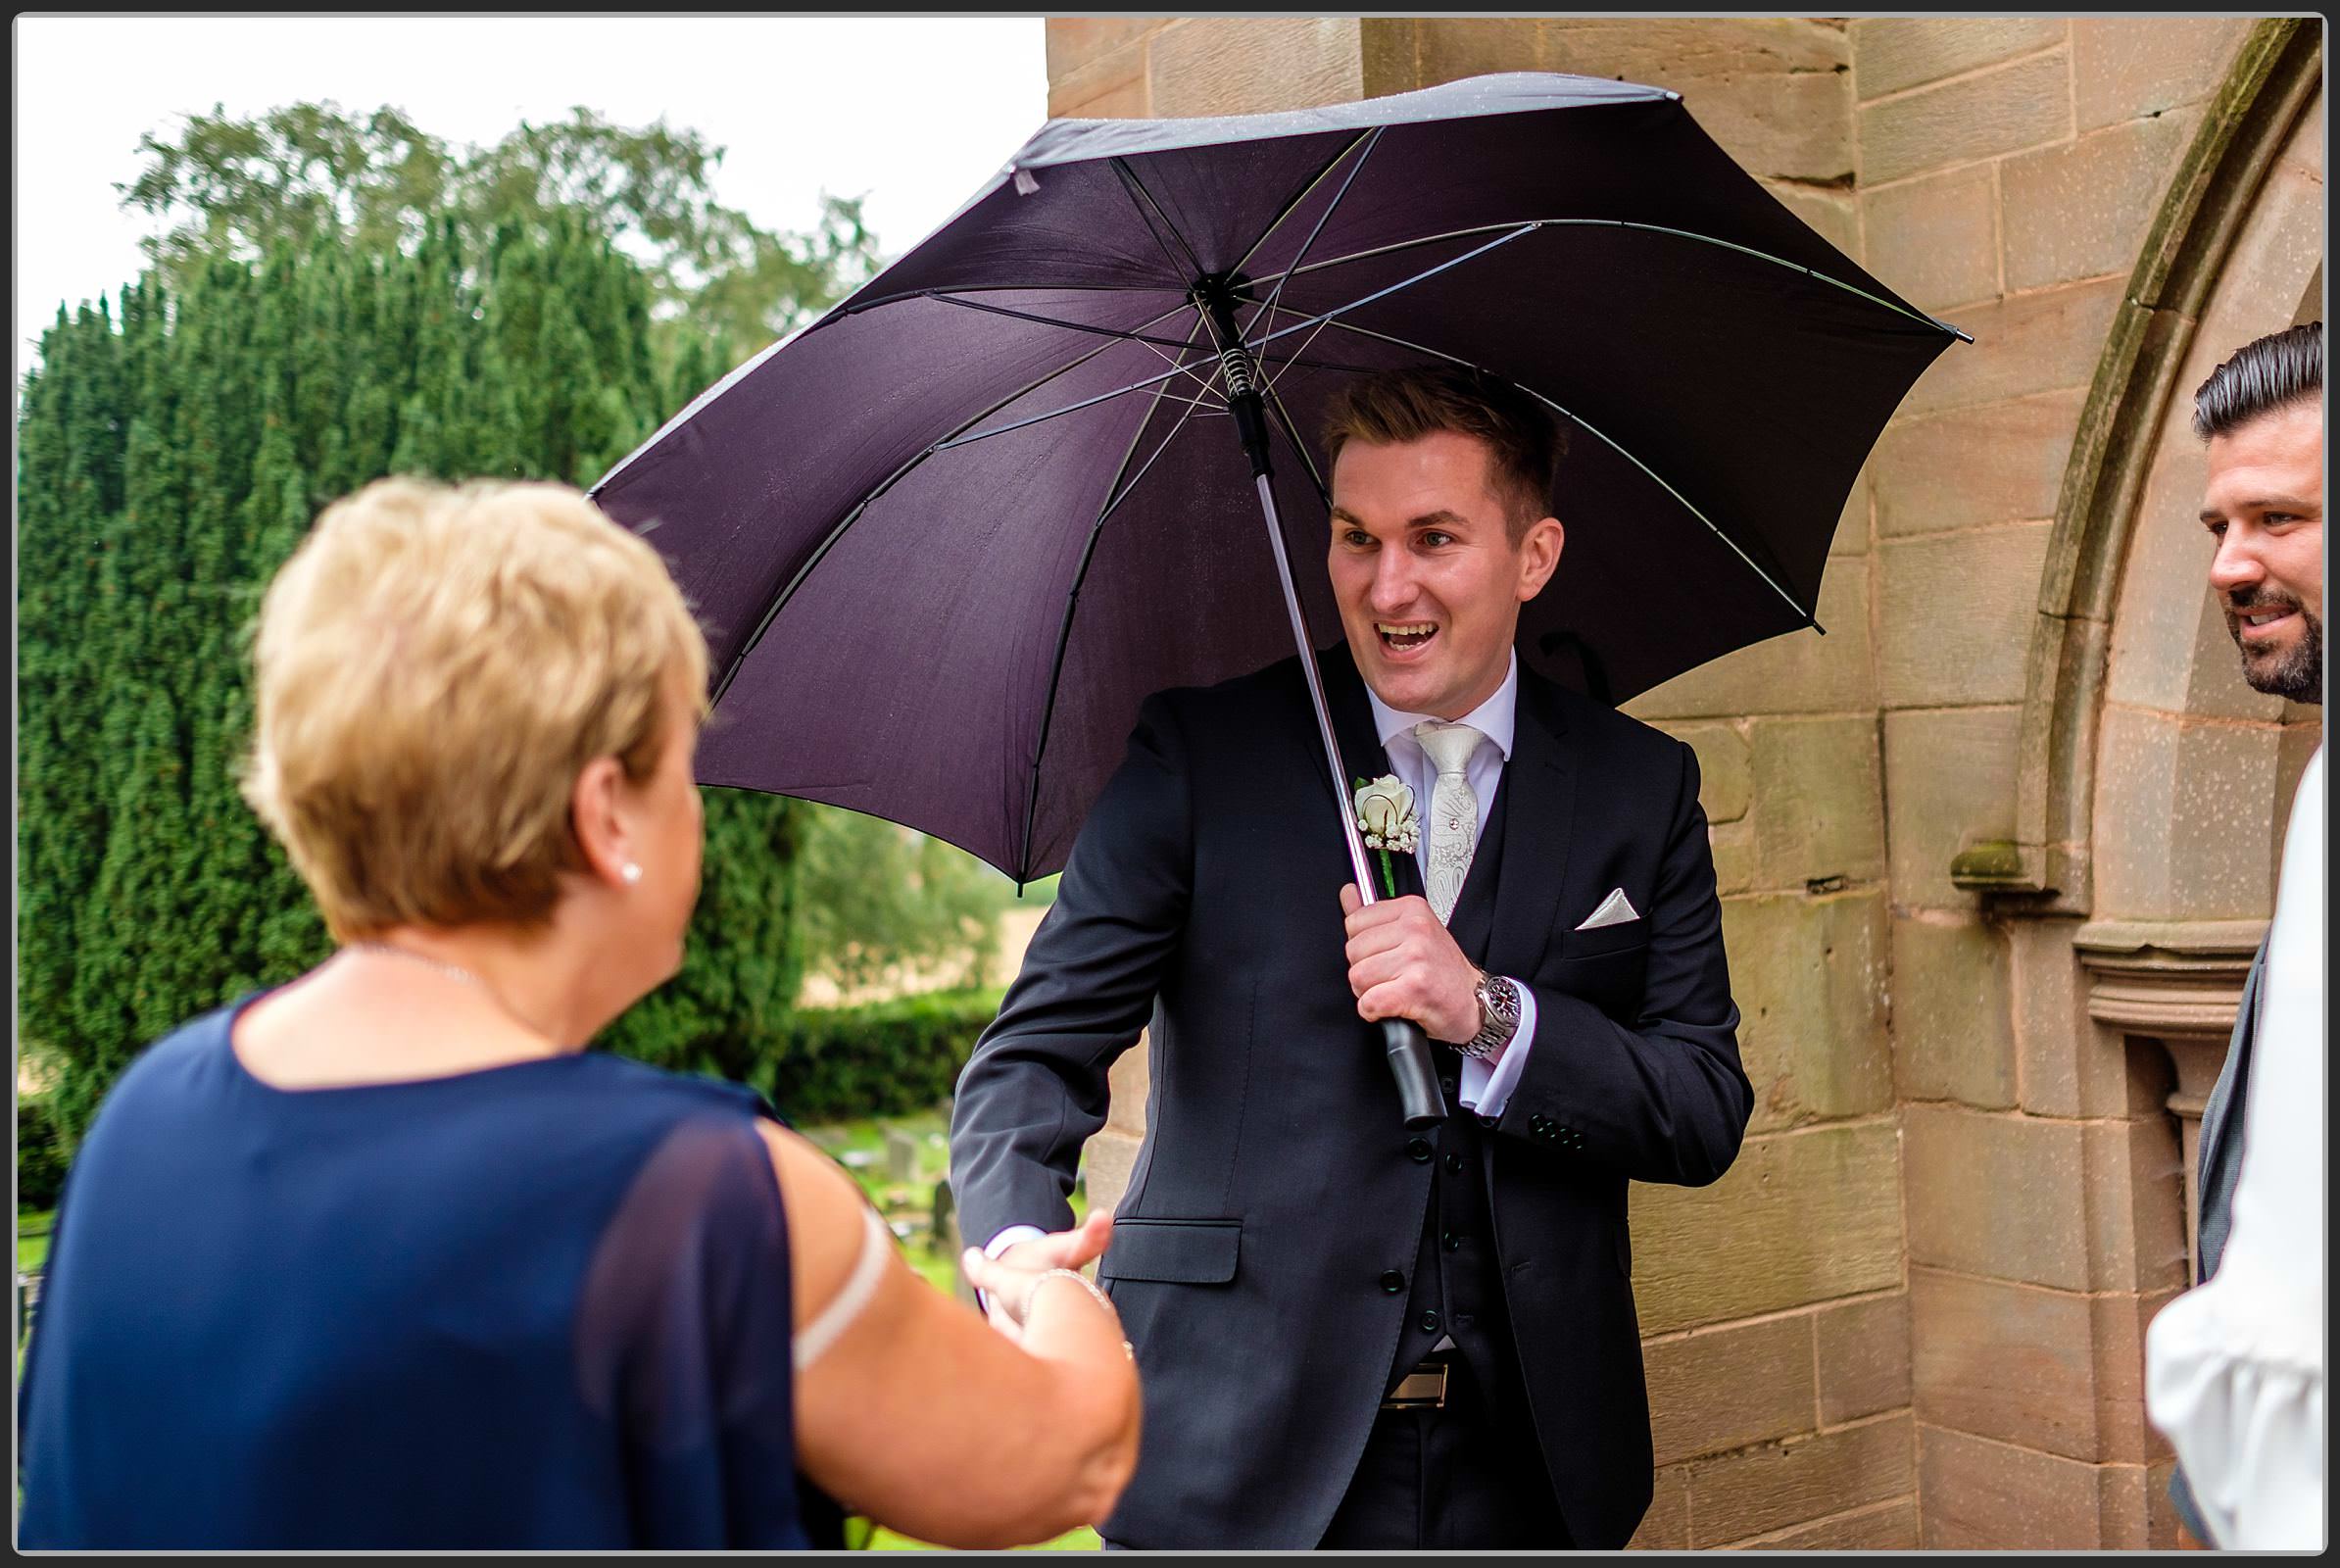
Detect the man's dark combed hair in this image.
<box><xmin>1319</xmin><ymin>365</ymin><xmax>1566</xmax><ymax>541</ymax></box>
<box><xmin>2192</xmin><ymin>321</ymin><xmax>2324</xmax><ymax>441</ymax></box>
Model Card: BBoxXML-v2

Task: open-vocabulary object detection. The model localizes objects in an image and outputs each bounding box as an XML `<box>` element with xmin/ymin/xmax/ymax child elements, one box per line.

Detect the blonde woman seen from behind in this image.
<box><xmin>17</xmin><ymin>478</ymin><xmax>1138</xmax><ymax>1550</ymax></box>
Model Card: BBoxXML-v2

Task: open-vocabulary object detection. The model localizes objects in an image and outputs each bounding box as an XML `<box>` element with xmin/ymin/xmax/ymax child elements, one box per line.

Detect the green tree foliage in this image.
<box><xmin>120</xmin><ymin>101</ymin><xmax>879</xmax><ymax>363</ymax></box>
<box><xmin>21</xmin><ymin>105</ymin><xmax>1014</xmax><ymax>1153</ymax></box>
<box><xmin>15</xmin><ymin>225</ymin><xmax>813</xmax><ymax>1149</ymax></box>
<box><xmin>794</xmin><ymin>811</ymin><xmax>1011</xmax><ymax>996</ymax></box>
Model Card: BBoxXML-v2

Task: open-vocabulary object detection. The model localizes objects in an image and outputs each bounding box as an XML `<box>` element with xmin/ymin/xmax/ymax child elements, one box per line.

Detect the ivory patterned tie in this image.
<box><xmin>1414</xmin><ymin>720</ymin><xmax>1483</xmax><ymax>925</ymax></box>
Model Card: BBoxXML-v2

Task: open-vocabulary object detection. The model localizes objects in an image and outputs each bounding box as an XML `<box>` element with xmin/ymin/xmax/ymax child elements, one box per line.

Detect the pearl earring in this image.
<box><xmin>621</xmin><ymin>862</ymin><xmax>644</xmax><ymax>885</ymax></box>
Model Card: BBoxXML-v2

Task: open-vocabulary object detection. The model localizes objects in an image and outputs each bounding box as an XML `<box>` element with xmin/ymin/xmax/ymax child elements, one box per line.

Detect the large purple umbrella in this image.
<box><xmin>591</xmin><ymin>72</ymin><xmax>1965</xmax><ymax>1127</ymax></box>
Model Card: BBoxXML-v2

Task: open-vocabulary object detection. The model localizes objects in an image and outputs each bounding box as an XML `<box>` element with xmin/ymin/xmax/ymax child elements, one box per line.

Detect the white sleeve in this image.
<box><xmin>1457</xmin><ymin>980</ymin><xmax>1537</xmax><ymax>1118</ymax></box>
<box><xmin>2145</xmin><ymin>747</ymin><xmax>2325</xmax><ymax>1550</ymax></box>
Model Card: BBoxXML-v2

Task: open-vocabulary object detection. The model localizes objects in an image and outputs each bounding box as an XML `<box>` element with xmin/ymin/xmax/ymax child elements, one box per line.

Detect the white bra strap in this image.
<box><xmin>794</xmin><ymin>1202</ymin><xmax>892</xmax><ymax>1373</ymax></box>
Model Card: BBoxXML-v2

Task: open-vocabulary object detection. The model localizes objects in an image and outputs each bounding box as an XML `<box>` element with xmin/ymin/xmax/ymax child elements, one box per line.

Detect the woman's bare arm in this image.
<box><xmin>758</xmin><ymin>1122</ymin><xmax>1140</xmax><ymax>1548</ymax></box>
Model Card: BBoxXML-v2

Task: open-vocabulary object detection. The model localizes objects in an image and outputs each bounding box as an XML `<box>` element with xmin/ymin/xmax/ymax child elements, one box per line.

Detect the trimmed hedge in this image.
<box><xmin>754</xmin><ymin>988</ymin><xmax>1006</xmax><ymax>1126</ymax></box>
<box><xmin>19</xmin><ymin>1099</ymin><xmax>68</xmax><ymax>1213</ymax></box>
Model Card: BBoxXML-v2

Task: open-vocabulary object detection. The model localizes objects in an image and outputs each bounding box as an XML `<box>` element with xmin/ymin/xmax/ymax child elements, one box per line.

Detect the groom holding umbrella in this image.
<box><xmin>951</xmin><ymin>364</ymin><xmax>1750</xmax><ymax>1549</ymax></box>
<box><xmin>587</xmin><ymin>71</ymin><xmax>1963</xmax><ymax>1552</ymax></box>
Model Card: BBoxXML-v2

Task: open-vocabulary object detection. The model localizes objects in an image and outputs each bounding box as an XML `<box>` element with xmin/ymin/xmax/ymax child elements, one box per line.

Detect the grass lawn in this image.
<box><xmin>20</xmin><ymin>1208</ymin><xmax>52</xmax><ymax>1274</ymax></box>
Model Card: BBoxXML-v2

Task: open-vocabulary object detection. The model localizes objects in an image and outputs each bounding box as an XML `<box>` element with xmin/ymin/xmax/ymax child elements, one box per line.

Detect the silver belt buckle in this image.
<box><xmin>1384</xmin><ymin>1361</ymin><xmax>1449</xmax><ymax>1409</ymax></box>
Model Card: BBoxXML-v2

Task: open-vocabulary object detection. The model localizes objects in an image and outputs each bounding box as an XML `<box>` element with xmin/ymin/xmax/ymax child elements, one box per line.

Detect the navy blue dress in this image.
<box><xmin>18</xmin><ymin>994</ymin><xmax>823</xmax><ymax>1549</ymax></box>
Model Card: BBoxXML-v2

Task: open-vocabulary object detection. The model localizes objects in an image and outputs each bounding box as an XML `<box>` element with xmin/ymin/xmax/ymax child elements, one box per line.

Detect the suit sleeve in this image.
<box><xmin>947</xmin><ymin>692</ymin><xmax>1193</xmax><ymax>1250</ymax></box>
<box><xmin>1490</xmin><ymin>737</ymin><xmax>1751</xmax><ymax>1186</ymax></box>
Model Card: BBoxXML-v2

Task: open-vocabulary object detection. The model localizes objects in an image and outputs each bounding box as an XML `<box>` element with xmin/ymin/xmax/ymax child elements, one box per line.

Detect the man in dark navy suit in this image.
<box><xmin>950</xmin><ymin>366</ymin><xmax>1753</xmax><ymax>1549</ymax></box>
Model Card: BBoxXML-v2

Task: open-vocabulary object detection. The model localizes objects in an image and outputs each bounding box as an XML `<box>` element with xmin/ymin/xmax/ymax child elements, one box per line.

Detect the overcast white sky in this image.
<box><xmin>12</xmin><ymin>14</ymin><xmax>1050</xmax><ymax>369</ymax></box>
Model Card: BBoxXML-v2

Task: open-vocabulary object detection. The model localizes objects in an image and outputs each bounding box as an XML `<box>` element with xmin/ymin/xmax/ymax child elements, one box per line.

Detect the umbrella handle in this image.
<box><xmin>1384</xmin><ymin>1019</ymin><xmax>1448</xmax><ymax>1131</ymax></box>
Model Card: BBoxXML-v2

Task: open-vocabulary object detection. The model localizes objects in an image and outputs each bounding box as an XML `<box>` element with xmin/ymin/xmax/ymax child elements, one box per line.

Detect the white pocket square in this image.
<box><xmin>1576</xmin><ymin>888</ymin><xmax>1639</xmax><ymax>931</ymax></box>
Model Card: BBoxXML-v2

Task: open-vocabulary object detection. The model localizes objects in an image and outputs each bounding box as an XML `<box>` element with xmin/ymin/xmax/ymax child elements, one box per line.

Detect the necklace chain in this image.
<box><xmin>349</xmin><ymin>941</ymin><xmax>489</xmax><ymax>990</ymax></box>
<box><xmin>344</xmin><ymin>942</ymin><xmax>568</xmax><ymax>1050</ymax></box>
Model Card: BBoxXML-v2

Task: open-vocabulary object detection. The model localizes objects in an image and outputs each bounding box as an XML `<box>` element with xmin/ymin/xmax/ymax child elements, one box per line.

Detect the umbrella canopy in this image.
<box><xmin>591</xmin><ymin>72</ymin><xmax>1962</xmax><ymax>884</ymax></box>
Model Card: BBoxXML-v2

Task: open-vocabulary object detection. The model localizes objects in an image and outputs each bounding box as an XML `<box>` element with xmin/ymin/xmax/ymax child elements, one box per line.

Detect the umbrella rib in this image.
<box><xmin>1247</xmin><ymin>218</ymin><xmax>1966</xmax><ymax>340</ymax></box>
<box><xmin>1258</xmin><ymin>376</ymin><xmax>1332</xmax><ymax>507</ymax></box>
<box><xmin>1110</xmin><ymin>157</ymin><xmax>1209</xmax><ymax>283</ymax></box>
<box><xmin>1230</xmin><ymin>126</ymin><xmax>1379</xmax><ymax>281</ymax></box>
<box><xmin>708</xmin><ymin>300</ymin><xmax>1195</xmax><ymax>709</ymax></box>
<box><xmin>1315</xmin><ymin>316</ymin><xmax>1817</xmax><ymax>627</ymax></box>
<box><xmin>939</xmin><ymin>223</ymin><xmax>1544</xmax><ymax>455</ymax></box>
<box><xmin>1015</xmin><ymin>336</ymin><xmax>1211</xmax><ymax>882</ymax></box>
<box><xmin>923</xmin><ymin>291</ymin><xmax>1212</xmax><ymax>353</ymax></box>
<box><xmin>1248</xmin><ymin>126</ymin><xmax>1383</xmax><ymax>339</ymax></box>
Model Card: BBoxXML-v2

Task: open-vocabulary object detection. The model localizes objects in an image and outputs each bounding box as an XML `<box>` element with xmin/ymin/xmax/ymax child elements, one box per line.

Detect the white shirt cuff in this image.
<box><xmin>985</xmin><ymin>1225</ymin><xmax>1048</xmax><ymax>1258</ymax></box>
<box><xmin>1457</xmin><ymin>979</ymin><xmax>1536</xmax><ymax>1118</ymax></box>
<box><xmin>975</xmin><ymin>1224</ymin><xmax>1051</xmax><ymax>1313</ymax></box>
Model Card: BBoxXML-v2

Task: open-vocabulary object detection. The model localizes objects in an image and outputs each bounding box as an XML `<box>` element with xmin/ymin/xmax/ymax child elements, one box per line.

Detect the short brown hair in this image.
<box><xmin>240</xmin><ymin>477</ymin><xmax>709</xmax><ymax>941</ymax></box>
<box><xmin>1319</xmin><ymin>365</ymin><xmax>1565</xmax><ymax>541</ymax></box>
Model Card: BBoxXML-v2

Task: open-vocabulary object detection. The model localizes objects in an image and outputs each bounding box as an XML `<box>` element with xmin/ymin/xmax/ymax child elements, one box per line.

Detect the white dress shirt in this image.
<box><xmin>1362</xmin><ymin>650</ymin><xmax>1538</xmax><ymax>1121</ymax></box>
<box><xmin>2145</xmin><ymin>744</ymin><xmax>2325</xmax><ymax>1550</ymax></box>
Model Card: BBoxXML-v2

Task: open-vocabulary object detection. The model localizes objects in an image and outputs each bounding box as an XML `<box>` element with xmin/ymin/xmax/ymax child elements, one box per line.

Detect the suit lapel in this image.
<box><xmin>1484</xmin><ymin>668</ymin><xmax>1578</xmax><ymax>981</ymax></box>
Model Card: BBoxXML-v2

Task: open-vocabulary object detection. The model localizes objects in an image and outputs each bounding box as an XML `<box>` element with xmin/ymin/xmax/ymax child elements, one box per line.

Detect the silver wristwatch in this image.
<box><xmin>1461</xmin><ymin>968</ymin><xmax>1523</xmax><ymax>1059</ymax></box>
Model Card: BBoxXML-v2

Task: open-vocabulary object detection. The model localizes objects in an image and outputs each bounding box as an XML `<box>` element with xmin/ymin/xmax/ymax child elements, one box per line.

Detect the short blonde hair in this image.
<box><xmin>241</xmin><ymin>477</ymin><xmax>710</xmax><ymax>941</ymax></box>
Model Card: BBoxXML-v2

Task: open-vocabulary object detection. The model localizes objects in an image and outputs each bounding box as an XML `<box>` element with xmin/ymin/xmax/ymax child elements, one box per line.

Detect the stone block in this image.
<box><xmin>1859</xmin><ymin>50</ymin><xmax>2072</xmax><ymax>188</ymax></box>
<box><xmin>1882</xmin><ymin>706</ymin><xmax>2020</xmax><ymax>908</ymax></box>
<box><xmin>1710</xmin><ymin>820</ymin><xmax>1756</xmax><ymax>897</ymax></box>
<box><xmin>1687</xmin><ymin>1412</ymin><xmax>1914</xmax><ymax>1547</ymax></box>
<box><xmin>1044</xmin><ymin>16</ymin><xmax>1167</xmax><ymax>78</ymax></box>
<box><xmin>1625</xmin><ymin>564</ymin><xmax>1875</xmax><ymax>719</ymax></box>
<box><xmin>1911</xmin><ymin>1266</ymin><xmax>2104</xmax><ymax>1460</ymax></box>
<box><xmin>2091</xmin><ymin>707</ymin><xmax>2282</xmax><ymax>921</ymax></box>
<box><xmin>1852</xmin><ymin>18</ymin><xmax>2067</xmax><ymax>101</ymax></box>
<box><xmin>1918</xmin><ymin>1425</ymin><xmax>2152</xmax><ymax>1549</ymax></box>
<box><xmin>1764</xmin><ymin>181</ymin><xmax>1862</xmax><ymax>267</ymax></box>
<box><xmin>1750</xmin><ymin>714</ymin><xmax>1886</xmax><ymax>888</ymax></box>
<box><xmin>1630</xmin><ymin>1122</ymin><xmax>1904</xmax><ymax>1336</ymax></box>
<box><xmin>1643</xmin><ymin>1312</ymin><xmax>1818</xmax><ymax>1465</ymax></box>
<box><xmin>1726</xmin><ymin>1497</ymin><xmax>1920</xmax><ymax>1549</ymax></box>
<box><xmin>2093</xmin><ymin>1286</ymin><xmax>2184</xmax><ymax>1465</ymax></box>
<box><xmin>1055</xmin><ymin>70</ymin><xmax>1151</xmax><ymax>122</ymax></box>
<box><xmin>1816</xmin><ymin>1290</ymin><xmax>1913</xmax><ymax>1425</ymax></box>
<box><xmin>2071</xmin><ymin>18</ymin><xmax>2252</xmax><ymax>134</ymax></box>
<box><xmin>2007</xmin><ymin>918</ymin><xmax>2161</xmax><ymax>1119</ymax></box>
<box><xmin>2081</xmin><ymin>1115</ymin><xmax>2187</xmax><ymax>1296</ymax></box>
<box><xmin>1104</xmin><ymin>1032</ymin><xmax>1151</xmax><ymax>1135</ymax></box>
<box><xmin>1903</xmin><ymin>1104</ymin><xmax>2088</xmax><ymax>1291</ymax></box>
<box><xmin>1080</xmin><ymin>1126</ymin><xmax>1141</xmax><ymax>1219</ymax></box>
<box><xmin>1407</xmin><ymin>17</ymin><xmax>1549</xmax><ymax>85</ymax></box>
<box><xmin>1654</xmin><ymin>720</ymin><xmax>1751</xmax><ymax>823</ymax></box>
<box><xmin>1146</xmin><ymin>18</ymin><xmax>1364</xmax><ymax>118</ymax></box>
<box><xmin>1877</xmin><ymin>522</ymin><xmax>2052</xmax><ymax>710</ymax></box>
<box><xmin>1541</xmin><ymin>19</ymin><xmax>1853</xmax><ymax>182</ymax></box>
<box><xmin>1720</xmin><ymin>891</ymin><xmax>1891</xmax><ymax>1135</ymax></box>
<box><xmin>1891</xmin><ymin>913</ymin><xmax>2017</xmax><ymax>1108</ymax></box>
<box><xmin>1861</xmin><ymin>162</ymin><xmax>2000</xmax><ymax>315</ymax></box>
<box><xmin>1872</xmin><ymin>390</ymin><xmax>2084</xmax><ymax>538</ymax></box>
<box><xmin>1898</xmin><ymin>277</ymin><xmax>2122</xmax><ymax>420</ymax></box>
<box><xmin>1829</xmin><ymin>466</ymin><xmax>1871</xmax><ymax>557</ymax></box>
<box><xmin>2002</xmin><ymin>109</ymin><xmax>2198</xmax><ymax>292</ymax></box>
<box><xmin>1629</xmin><ymin>1464</ymin><xmax>1691</xmax><ymax>1549</ymax></box>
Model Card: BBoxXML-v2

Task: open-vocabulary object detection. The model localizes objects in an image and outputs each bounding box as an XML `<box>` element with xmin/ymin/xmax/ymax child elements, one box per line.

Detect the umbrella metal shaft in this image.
<box><xmin>1249</xmin><ymin>473</ymin><xmax>1382</xmax><ymax>901</ymax></box>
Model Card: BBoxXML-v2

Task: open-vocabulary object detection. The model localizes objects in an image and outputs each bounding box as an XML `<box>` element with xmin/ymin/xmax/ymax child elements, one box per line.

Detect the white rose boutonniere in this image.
<box><xmin>1351</xmin><ymin>774</ymin><xmax>1419</xmax><ymax>898</ymax></box>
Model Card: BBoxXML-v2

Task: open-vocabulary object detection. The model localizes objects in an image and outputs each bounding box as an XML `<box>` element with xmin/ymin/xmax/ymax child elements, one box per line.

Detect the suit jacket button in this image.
<box><xmin>1380</xmin><ymin>1269</ymin><xmax>1406</xmax><ymax>1295</ymax></box>
<box><xmin>1406</xmin><ymin>1137</ymin><xmax>1433</xmax><ymax>1163</ymax></box>
<box><xmin>1418</xmin><ymin>1309</ymin><xmax>1440</xmax><ymax>1334</ymax></box>
<box><xmin>1443</xmin><ymin>1152</ymin><xmax>1465</xmax><ymax>1175</ymax></box>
